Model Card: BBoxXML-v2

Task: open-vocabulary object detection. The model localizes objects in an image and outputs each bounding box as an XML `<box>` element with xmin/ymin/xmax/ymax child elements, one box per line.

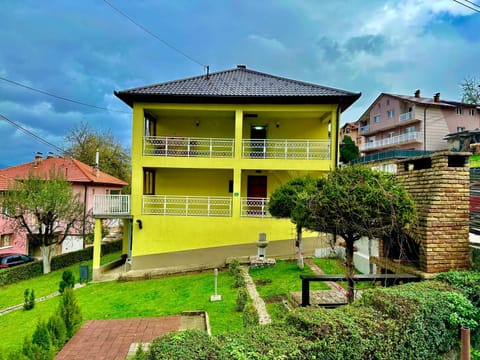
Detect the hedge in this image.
<box><xmin>0</xmin><ymin>240</ymin><xmax>122</xmax><ymax>287</ymax></box>
<box><xmin>139</xmin><ymin>280</ymin><xmax>480</xmax><ymax>360</ymax></box>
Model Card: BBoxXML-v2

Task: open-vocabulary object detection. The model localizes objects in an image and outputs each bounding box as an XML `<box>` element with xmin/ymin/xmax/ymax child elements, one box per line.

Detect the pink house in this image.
<box><xmin>357</xmin><ymin>90</ymin><xmax>480</xmax><ymax>155</ymax></box>
<box><xmin>0</xmin><ymin>153</ymin><xmax>128</xmax><ymax>256</ymax></box>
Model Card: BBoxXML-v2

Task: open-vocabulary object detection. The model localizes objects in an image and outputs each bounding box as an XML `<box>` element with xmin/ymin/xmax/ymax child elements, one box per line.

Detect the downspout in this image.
<box><xmin>423</xmin><ymin>106</ymin><xmax>428</xmax><ymax>151</ymax></box>
<box><xmin>83</xmin><ymin>184</ymin><xmax>88</xmax><ymax>249</ymax></box>
<box><xmin>335</xmin><ymin>104</ymin><xmax>341</xmax><ymax>167</ymax></box>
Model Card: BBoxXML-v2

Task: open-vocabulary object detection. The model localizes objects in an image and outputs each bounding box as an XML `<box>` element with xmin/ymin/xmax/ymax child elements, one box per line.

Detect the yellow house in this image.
<box><xmin>91</xmin><ymin>65</ymin><xmax>360</xmax><ymax>277</ymax></box>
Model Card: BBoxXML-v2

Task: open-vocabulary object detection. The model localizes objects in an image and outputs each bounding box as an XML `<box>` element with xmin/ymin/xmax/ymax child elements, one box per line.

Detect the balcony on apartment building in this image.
<box><xmin>143</xmin><ymin>136</ymin><xmax>330</xmax><ymax>160</ymax></box>
<box><xmin>93</xmin><ymin>194</ymin><xmax>272</xmax><ymax>218</ymax></box>
<box><xmin>360</xmin><ymin>111</ymin><xmax>418</xmax><ymax>136</ymax></box>
<box><xmin>359</xmin><ymin>131</ymin><xmax>423</xmax><ymax>152</ymax></box>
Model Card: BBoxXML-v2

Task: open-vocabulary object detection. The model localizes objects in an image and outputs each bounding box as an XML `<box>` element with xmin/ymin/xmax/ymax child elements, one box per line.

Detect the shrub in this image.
<box><xmin>23</xmin><ymin>289</ymin><xmax>35</xmax><ymax>310</ymax></box>
<box><xmin>145</xmin><ymin>330</ymin><xmax>220</xmax><ymax>360</ymax></box>
<box><xmin>242</xmin><ymin>303</ymin><xmax>258</xmax><ymax>328</ymax></box>
<box><xmin>31</xmin><ymin>321</ymin><xmax>52</xmax><ymax>352</ymax></box>
<box><xmin>228</xmin><ymin>259</ymin><xmax>241</xmax><ymax>276</ymax></box>
<box><xmin>58</xmin><ymin>270</ymin><xmax>75</xmax><ymax>293</ymax></box>
<box><xmin>232</xmin><ymin>272</ymin><xmax>245</xmax><ymax>289</ymax></box>
<box><xmin>47</xmin><ymin>314</ymin><xmax>67</xmax><ymax>349</ymax></box>
<box><xmin>235</xmin><ymin>287</ymin><xmax>248</xmax><ymax>312</ymax></box>
<box><xmin>58</xmin><ymin>288</ymin><xmax>82</xmax><ymax>339</ymax></box>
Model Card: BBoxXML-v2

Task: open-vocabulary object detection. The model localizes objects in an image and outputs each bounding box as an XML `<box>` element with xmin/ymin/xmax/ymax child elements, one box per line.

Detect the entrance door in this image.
<box><xmin>247</xmin><ymin>176</ymin><xmax>267</xmax><ymax>216</ymax></box>
<box><xmin>250</xmin><ymin>126</ymin><xmax>267</xmax><ymax>158</ymax></box>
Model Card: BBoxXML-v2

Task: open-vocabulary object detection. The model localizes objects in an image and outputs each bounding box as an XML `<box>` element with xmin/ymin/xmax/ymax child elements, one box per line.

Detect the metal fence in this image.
<box><xmin>144</xmin><ymin>136</ymin><xmax>235</xmax><ymax>158</ymax></box>
<box><xmin>142</xmin><ymin>195</ymin><xmax>232</xmax><ymax>217</ymax></box>
<box><xmin>242</xmin><ymin>139</ymin><xmax>330</xmax><ymax>160</ymax></box>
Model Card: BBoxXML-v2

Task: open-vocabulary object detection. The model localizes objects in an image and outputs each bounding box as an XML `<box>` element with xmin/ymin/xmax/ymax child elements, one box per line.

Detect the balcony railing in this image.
<box><xmin>144</xmin><ymin>136</ymin><xmax>235</xmax><ymax>158</ymax></box>
<box><xmin>241</xmin><ymin>197</ymin><xmax>271</xmax><ymax>218</ymax></box>
<box><xmin>359</xmin><ymin>132</ymin><xmax>422</xmax><ymax>151</ymax></box>
<box><xmin>399</xmin><ymin>111</ymin><xmax>413</xmax><ymax>121</ymax></box>
<box><xmin>142</xmin><ymin>195</ymin><xmax>232</xmax><ymax>217</ymax></box>
<box><xmin>93</xmin><ymin>195</ymin><xmax>130</xmax><ymax>215</ymax></box>
<box><xmin>242</xmin><ymin>139</ymin><xmax>329</xmax><ymax>160</ymax></box>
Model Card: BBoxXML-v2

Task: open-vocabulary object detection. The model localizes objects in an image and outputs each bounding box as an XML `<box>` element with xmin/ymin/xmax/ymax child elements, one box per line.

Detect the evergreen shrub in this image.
<box><xmin>23</xmin><ymin>289</ymin><xmax>35</xmax><ymax>310</ymax></box>
<box><xmin>58</xmin><ymin>270</ymin><xmax>75</xmax><ymax>293</ymax></box>
<box><xmin>235</xmin><ymin>287</ymin><xmax>248</xmax><ymax>312</ymax></box>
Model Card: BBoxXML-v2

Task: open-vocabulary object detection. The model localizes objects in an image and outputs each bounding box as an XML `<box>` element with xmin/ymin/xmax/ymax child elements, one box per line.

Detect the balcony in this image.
<box><xmin>93</xmin><ymin>195</ymin><xmax>130</xmax><ymax>216</ymax></box>
<box><xmin>399</xmin><ymin>111</ymin><xmax>413</xmax><ymax>121</ymax></box>
<box><xmin>360</xmin><ymin>125</ymin><xmax>370</xmax><ymax>134</ymax></box>
<box><xmin>359</xmin><ymin>132</ymin><xmax>422</xmax><ymax>152</ymax></box>
<box><xmin>242</xmin><ymin>139</ymin><xmax>329</xmax><ymax>160</ymax></box>
<box><xmin>142</xmin><ymin>195</ymin><xmax>232</xmax><ymax>217</ymax></box>
<box><xmin>240</xmin><ymin>198</ymin><xmax>271</xmax><ymax>218</ymax></box>
<box><xmin>144</xmin><ymin>136</ymin><xmax>234</xmax><ymax>158</ymax></box>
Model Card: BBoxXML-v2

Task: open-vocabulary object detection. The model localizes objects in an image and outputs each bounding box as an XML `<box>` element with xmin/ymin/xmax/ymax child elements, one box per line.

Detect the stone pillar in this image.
<box><xmin>396</xmin><ymin>152</ymin><xmax>471</xmax><ymax>273</ymax></box>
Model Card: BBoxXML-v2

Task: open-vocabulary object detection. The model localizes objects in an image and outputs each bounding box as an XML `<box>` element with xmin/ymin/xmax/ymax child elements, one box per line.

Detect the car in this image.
<box><xmin>0</xmin><ymin>253</ymin><xmax>35</xmax><ymax>268</ymax></box>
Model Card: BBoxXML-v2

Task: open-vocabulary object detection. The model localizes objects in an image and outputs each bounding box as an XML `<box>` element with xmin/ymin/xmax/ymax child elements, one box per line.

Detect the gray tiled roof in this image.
<box><xmin>114</xmin><ymin>66</ymin><xmax>360</xmax><ymax>111</ymax></box>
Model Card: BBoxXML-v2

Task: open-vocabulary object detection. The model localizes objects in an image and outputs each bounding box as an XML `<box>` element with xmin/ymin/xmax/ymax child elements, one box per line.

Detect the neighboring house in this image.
<box><xmin>91</xmin><ymin>65</ymin><xmax>360</xmax><ymax>277</ymax></box>
<box><xmin>0</xmin><ymin>153</ymin><xmax>128</xmax><ymax>256</ymax></box>
<box><xmin>340</xmin><ymin>122</ymin><xmax>361</xmax><ymax>146</ymax></box>
<box><xmin>357</xmin><ymin>90</ymin><xmax>480</xmax><ymax>155</ymax></box>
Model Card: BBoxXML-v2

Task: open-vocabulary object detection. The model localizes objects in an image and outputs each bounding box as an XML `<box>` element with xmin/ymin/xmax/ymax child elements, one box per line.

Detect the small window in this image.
<box><xmin>143</xmin><ymin>169</ymin><xmax>155</xmax><ymax>195</ymax></box>
<box><xmin>386</xmin><ymin>99</ymin><xmax>390</xmax><ymax>106</ymax></box>
<box><xmin>469</xmin><ymin>108</ymin><xmax>476</xmax><ymax>116</ymax></box>
<box><xmin>457</xmin><ymin>107</ymin><xmax>464</xmax><ymax>115</ymax></box>
<box><xmin>457</xmin><ymin>127</ymin><xmax>465</xmax><ymax>133</ymax></box>
<box><xmin>373</xmin><ymin>115</ymin><xmax>381</xmax><ymax>123</ymax></box>
<box><xmin>0</xmin><ymin>234</ymin><xmax>11</xmax><ymax>247</ymax></box>
<box><xmin>377</xmin><ymin>103</ymin><xmax>381</xmax><ymax>109</ymax></box>
<box><xmin>387</xmin><ymin>109</ymin><xmax>395</xmax><ymax>118</ymax></box>
<box><xmin>406</xmin><ymin>126</ymin><xmax>416</xmax><ymax>133</ymax></box>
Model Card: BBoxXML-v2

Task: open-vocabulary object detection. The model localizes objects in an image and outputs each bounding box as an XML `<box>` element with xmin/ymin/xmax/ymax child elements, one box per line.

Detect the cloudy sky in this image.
<box><xmin>0</xmin><ymin>0</ymin><xmax>479</xmax><ymax>168</ymax></box>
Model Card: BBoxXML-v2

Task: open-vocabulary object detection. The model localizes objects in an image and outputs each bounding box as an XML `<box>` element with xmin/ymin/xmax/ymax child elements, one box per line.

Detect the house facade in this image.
<box><xmin>92</xmin><ymin>65</ymin><xmax>360</xmax><ymax>277</ymax></box>
<box><xmin>0</xmin><ymin>153</ymin><xmax>127</xmax><ymax>256</ymax></box>
<box><xmin>357</xmin><ymin>90</ymin><xmax>480</xmax><ymax>155</ymax></box>
<box><xmin>340</xmin><ymin>122</ymin><xmax>361</xmax><ymax>146</ymax></box>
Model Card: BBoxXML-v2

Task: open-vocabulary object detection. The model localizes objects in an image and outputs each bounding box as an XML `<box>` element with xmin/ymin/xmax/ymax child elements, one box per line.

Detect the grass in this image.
<box><xmin>0</xmin><ymin>251</ymin><xmax>121</xmax><ymax>310</ymax></box>
<box><xmin>312</xmin><ymin>257</ymin><xmax>375</xmax><ymax>290</ymax></box>
<box><xmin>0</xmin><ymin>266</ymin><xmax>242</xmax><ymax>354</ymax></box>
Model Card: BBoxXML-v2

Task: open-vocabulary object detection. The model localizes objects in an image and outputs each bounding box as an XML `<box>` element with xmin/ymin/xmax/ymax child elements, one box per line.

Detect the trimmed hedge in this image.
<box><xmin>140</xmin><ymin>280</ymin><xmax>480</xmax><ymax>360</ymax></box>
<box><xmin>0</xmin><ymin>240</ymin><xmax>122</xmax><ymax>287</ymax></box>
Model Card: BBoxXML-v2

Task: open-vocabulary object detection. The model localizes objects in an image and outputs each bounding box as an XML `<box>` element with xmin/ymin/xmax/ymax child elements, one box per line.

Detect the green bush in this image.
<box><xmin>144</xmin><ymin>330</ymin><xmax>220</xmax><ymax>360</ymax></box>
<box><xmin>0</xmin><ymin>261</ymin><xmax>43</xmax><ymax>287</ymax></box>
<box><xmin>242</xmin><ymin>303</ymin><xmax>258</xmax><ymax>328</ymax></box>
<box><xmin>472</xmin><ymin>248</ymin><xmax>480</xmax><ymax>272</ymax></box>
<box><xmin>232</xmin><ymin>272</ymin><xmax>245</xmax><ymax>289</ymax></box>
<box><xmin>235</xmin><ymin>287</ymin><xmax>248</xmax><ymax>312</ymax></box>
<box><xmin>58</xmin><ymin>270</ymin><xmax>75</xmax><ymax>293</ymax></box>
<box><xmin>58</xmin><ymin>288</ymin><xmax>82</xmax><ymax>339</ymax></box>
<box><xmin>228</xmin><ymin>259</ymin><xmax>241</xmax><ymax>276</ymax></box>
<box><xmin>31</xmin><ymin>321</ymin><xmax>52</xmax><ymax>352</ymax></box>
<box><xmin>47</xmin><ymin>314</ymin><xmax>67</xmax><ymax>349</ymax></box>
<box><xmin>23</xmin><ymin>289</ymin><xmax>35</xmax><ymax>310</ymax></box>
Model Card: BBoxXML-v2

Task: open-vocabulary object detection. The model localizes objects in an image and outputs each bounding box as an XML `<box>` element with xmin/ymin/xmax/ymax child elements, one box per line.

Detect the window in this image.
<box><xmin>457</xmin><ymin>107</ymin><xmax>464</xmax><ymax>115</ymax></box>
<box><xmin>0</xmin><ymin>234</ymin><xmax>11</xmax><ymax>248</ymax></box>
<box><xmin>373</xmin><ymin>115</ymin><xmax>381</xmax><ymax>123</ymax></box>
<box><xmin>457</xmin><ymin>127</ymin><xmax>465</xmax><ymax>133</ymax></box>
<box><xmin>406</xmin><ymin>126</ymin><xmax>416</xmax><ymax>133</ymax></box>
<box><xmin>469</xmin><ymin>108</ymin><xmax>476</xmax><ymax>116</ymax></box>
<box><xmin>377</xmin><ymin>103</ymin><xmax>381</xmax><ymax>109</ymax></box>
<box><xmin>368</xmin><ymin>136</ymin><xmax>376</xmax><ymax>142</ymax></box>
<box><xmin>387</xmin><ymin>109</ymin><xmax>395</xmax><ymax>118</ymax></box>
<box><xmin>386</xmin><ymin>99</ymin><xmax>390</xmax><ymax>106</ymax></box>
<box><xmin>144</xmin><ymin>113</ymin><xmax>157</xmax><ymax>137</ymax></box>
<box><xmin>143</xmin><ymin>169</ymin><xmax>156</xmax><ymax>195</ymax></box>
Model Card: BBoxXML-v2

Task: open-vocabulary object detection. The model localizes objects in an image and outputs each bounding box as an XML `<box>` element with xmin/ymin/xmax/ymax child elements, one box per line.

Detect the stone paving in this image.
<box><xmin>241</xmin><ymin>265</ymin><xmax>272</xmax><ymax>325</ymax></box>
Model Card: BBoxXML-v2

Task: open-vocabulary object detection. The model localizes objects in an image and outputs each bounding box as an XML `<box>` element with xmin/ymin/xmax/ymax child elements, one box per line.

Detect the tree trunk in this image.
<box><xmin>296</xmin><ymin>224</ymin><xmax>304</xmax><ymax>270</ymax></box>
<box><xmin>345</xmin><ymin>238</ymin><xmax>355</xmax><ymax>304</ymax></box>
<box><xmin>40</xmin><ymin>245</ymin><xmax>55</xmax><ymax>274</ymax></box>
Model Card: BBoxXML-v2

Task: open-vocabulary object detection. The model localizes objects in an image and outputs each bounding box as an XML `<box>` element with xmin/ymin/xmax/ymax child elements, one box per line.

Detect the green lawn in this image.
<box><xmin>0</xmin><ymin>267</ymin><xmax>241</xmax><ymax>354</ymax></box>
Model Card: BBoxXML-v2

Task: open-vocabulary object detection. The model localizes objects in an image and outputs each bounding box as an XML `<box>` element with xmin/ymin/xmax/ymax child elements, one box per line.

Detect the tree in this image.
<box><xmin>64</xmin><ymin>122</ymin><xmax>131</xmax><ymax>188</ymax></box>
<box><xmin>461</xmin><ymin>77</ymin><xmax>480</xmax><ymax>105</ymax></box>
<box><xmin>340</xmin><ymin>135</ymin><xmax>359</xmax><ymax>164</ymax></box>
<box><xmin>59</xmin><ymin>288</ymin><xmax>82</xmax><ymax>339</ymax></box>
<box><xmin>268</xmin><ymin>177</ymin><xmax>318</xmax><ymax>269</ymax></box>
<box><xmin>306</xmin><ymin>165</ymin><xmax>416</xmax><ymax>303</ymax></box>
<box><xmin>0</xmin><ymin>169</ymin><xmax>84</xmax><ymax>274</ymax></box>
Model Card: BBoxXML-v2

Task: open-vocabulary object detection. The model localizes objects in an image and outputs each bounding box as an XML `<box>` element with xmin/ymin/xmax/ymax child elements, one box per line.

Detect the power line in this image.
<box><xmin>0</xmin><ymin>76</ymin><xmax>130</xmax><ymax>114</ymax></box>
<box><xmin>453</xmin><ymin>0</ymin><xmax>480</xmax><ymax>13</ymax></box>
<box><xmin>102</xmin><ymin>0</ymin><xmax>207</xmax><ymax>70</ymax></box>
<box><xmin>0</xmin><ymin>113</ymin><xmax>68</xmax><ymax>155</ymax></box>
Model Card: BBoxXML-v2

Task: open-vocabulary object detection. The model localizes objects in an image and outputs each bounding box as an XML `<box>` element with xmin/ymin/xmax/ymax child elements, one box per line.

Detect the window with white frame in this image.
<box><xmin>457</xmin><ymin>107</ymin><xmax>464</xmax><ymax>115</ymax></box>
<box><xmin>406</xmin><ymin>126</ymin><xmax>416</xmax><ymax>133</ymax></box>
<box><xmin>469</xmin><ymin>108</ymin><xmax>476</xmax><ymax>116</ymax></box>
<box><xmin>387</xmin><ymin>109</ymin><xmax>395</xmax><ymax>118</ymax></box>
<box><xmin>373</xmin><ymin>114</ymin><xmax>381</xmax><ymax>123</ymax></box>
<box><xmin>0</xmin><ymin>234</ymin><xmax>11</xmax><ymax>248</ymax></box>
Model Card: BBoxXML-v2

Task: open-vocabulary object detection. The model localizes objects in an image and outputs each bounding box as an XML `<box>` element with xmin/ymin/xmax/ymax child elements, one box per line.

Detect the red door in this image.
<box><xmin>247</xmin><ymin>176</ymin><xmax>267</xmax><ymax>215</ymax></box>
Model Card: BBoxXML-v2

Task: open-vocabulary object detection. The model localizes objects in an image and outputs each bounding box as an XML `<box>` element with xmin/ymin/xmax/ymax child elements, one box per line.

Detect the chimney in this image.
<box><xmin>414</xmin><ymin>89</ymin><xmax>420</xmax><ymax>98</ymax></box>
<box><xmin>46</xmin><ymin>152</ymin><xmax>54</xmax><ymax>159</ymax></box>
<box><xmin>94</xmin><ymin>149</ymin><xmax>100</xmax><ymax>178</ymax></box>
<box><xmin>434</xmin><ymin>92</ymin><xmax>440</xmax><ymax>102</ymax></box>
<box><xmin>34</xmin><ymin>152</ymin><xmax>43</xmax><ymax>167</ymax></box>
<box><xmin>237</xmin><ymin>64</ymin><xmax>246</xmax><ymax>69</ymax></box>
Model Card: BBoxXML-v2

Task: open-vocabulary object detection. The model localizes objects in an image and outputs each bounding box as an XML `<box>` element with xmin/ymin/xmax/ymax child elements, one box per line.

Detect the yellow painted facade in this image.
<box><xmin>128</xmin><ymin>103</ymin><xmax>338</xmax><ymax>259</ymax></box>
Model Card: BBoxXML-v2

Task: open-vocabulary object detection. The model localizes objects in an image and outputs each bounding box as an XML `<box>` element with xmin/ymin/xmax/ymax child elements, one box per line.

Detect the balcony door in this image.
<box><xmin>250</xmin><ymin>125</ymin><xmax>267</xmax><ymax>158</ymax></box>
<box><xmin>247</xmin><ymin>175</ymin><xmax>267</xmax><ymax>215</ymax></box>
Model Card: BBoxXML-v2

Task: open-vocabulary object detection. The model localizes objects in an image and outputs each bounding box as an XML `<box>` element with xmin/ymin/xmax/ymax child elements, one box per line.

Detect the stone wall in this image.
<box><xmin>395</xmin><ymin>151</ymin><xmax>471</xmax><ymax>273</ymax></box>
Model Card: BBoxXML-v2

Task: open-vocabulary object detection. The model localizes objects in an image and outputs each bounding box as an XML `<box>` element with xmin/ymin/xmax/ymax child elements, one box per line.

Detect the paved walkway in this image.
<box><xmin>241</xmin><ymin>266</ymin><xmax>272</xmax><ymax>325</ymax></box>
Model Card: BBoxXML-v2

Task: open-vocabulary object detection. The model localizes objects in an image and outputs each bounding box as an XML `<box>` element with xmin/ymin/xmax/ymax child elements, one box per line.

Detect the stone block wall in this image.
<box><xmin>396</xmin><ymin>151</ymin><xmax>471</xmax><ymax>273</ymax></box>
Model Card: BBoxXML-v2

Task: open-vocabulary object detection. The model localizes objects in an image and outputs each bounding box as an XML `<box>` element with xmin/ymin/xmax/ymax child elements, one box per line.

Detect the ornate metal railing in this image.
<box><xmin>142</xmin><ymin>195</ymin><xmax>232</xmax><ymax>217</ymax></box>
<box><xmin>93</xmin><ymin>195</ymin><xmax>130</xmax><ymax>215</ymax></box>
<box><xmin>242</xmin><ymin>139</ymin><xmax>329</xmax><ymax>160</ymax></box>
<box><xmin>240</xmin><ymin>197</ymin><xmax>271</xmax><ymax>218</ymax></box>
<box><xmin>144</xmin><ymin>136</ymin><xmax>235</xmax><ymax>158</ymax></box>
<box><xmin>359</xmin><ymin>132</ymin><xmax>422</xmax><ymax>151</ymax></box>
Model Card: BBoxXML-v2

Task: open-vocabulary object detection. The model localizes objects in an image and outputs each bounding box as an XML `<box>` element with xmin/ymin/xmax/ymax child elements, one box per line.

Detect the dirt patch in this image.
<box><xmin>254</xmin><ymin>279</ymin><xmax>272</xmax><ymax>286</ymax></box>
<box><xmin>264</xmin><ymin>294</ymin><xmax>285</xmax><ymax>303</ymax></box>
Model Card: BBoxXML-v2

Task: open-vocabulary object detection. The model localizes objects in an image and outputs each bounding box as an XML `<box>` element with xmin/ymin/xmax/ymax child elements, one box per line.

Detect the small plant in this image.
<box><xmin>235</xmin><ymin>287</ymin><xmax>248</xmax><ymax>312</ymax></box>
<box><xmin>242</xmin><ymin>303</ymin><xmax>259</xmax><ymax>327</ymax></box>
<box><xmin>228</xmin><ymin>259</ymin><xmax>241</xmax><ymax>276</ymax></box>
<box><xmin>59</xmin><ymin>270</ymin><xmax>75</xmax><ymax>293</ymax></box>
<box><xmin>233</xmin><ymin>272</ymin><xmax>245</xmax><ymax>288</ymax></box>
<box><xmin>58</xmin><ymin>288</ymin><xmax>82</xmax><ymax>339</ymax></box>
<box><xmin>47</xmin><ymin>313</ymin><xmax>67</xmax><ymax>348</ymax></box>
<box><xmin>23</xmin><ymin>289</ymin><xmax>35</xmax><ymax>310</ymax></box>
<box><xmin>31</xmin><ymin>320</ymin><xmax>52</xmax><ymax>353</ymax></box>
